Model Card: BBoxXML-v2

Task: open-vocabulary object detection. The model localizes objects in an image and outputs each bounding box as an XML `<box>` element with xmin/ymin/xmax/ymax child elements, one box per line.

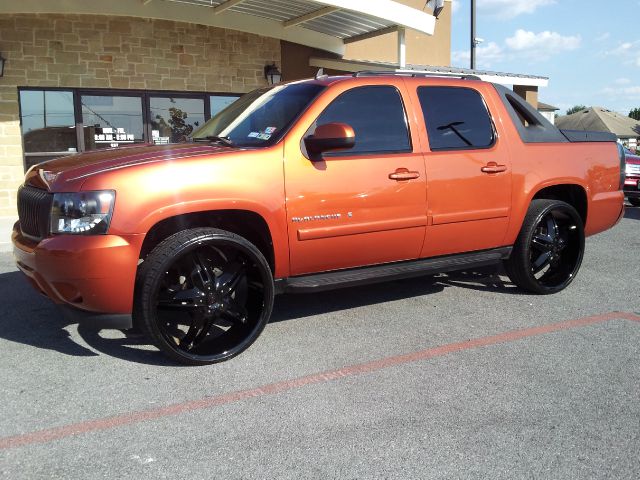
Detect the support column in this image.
<box><xmin>397</xmin><ymin>27</ymin><xmax>406</xmax><ymax>68</ymax></box>
<box><xmin>513</xmin><ymin>85</ymin><xmax>539</xmax><ymax>109</ymax></box>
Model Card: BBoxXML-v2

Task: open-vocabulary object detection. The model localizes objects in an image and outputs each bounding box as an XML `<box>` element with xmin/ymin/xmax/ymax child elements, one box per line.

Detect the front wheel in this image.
<box><xmin>504</xmin><ymin>199</ymin><xmax>585</xmax><ymax>294</ymax></box>
<box><xmin>134</xmin><ymin>228</ymin><xmax>274</xmax><ymax>365</ymax></box>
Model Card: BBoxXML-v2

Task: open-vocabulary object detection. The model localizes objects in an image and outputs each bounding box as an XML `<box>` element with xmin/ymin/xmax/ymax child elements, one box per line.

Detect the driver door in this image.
<box><xmin>283</xmin><ymin>83</ymin><xmax>427</xmax><ymax>276</ymax></box>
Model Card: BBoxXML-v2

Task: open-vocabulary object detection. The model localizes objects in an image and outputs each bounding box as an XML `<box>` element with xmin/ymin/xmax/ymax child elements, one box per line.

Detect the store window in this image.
<box><xmin>19</xmin><ymin>90</ymin><xmax>77</xmax><ymax>169</ymax></box>
<box><xmin>81</xmin><ymin>94</ymin><xmax>145</xmax><ymax>150</ymax></box>
<box><xmin>210</xmin><ymin>95</ymin><xmax>239</xmax><ymax>117</ymax></box>
<box><xmin>150</xmin><ymin>96</ymin><xmax>205</xmax><ymax>144</ymax></box>
<box><xmin>18</xmin><ymin>88</ymin><xmax>241</xmax><ymax>171</ymax></box>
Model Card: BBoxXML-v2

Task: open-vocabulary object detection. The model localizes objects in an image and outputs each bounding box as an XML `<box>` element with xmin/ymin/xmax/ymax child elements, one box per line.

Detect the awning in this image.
<box><xmin>0</xmin><ymin>0</ymin><xmax>436</xmax><ymax>55</ymax></box>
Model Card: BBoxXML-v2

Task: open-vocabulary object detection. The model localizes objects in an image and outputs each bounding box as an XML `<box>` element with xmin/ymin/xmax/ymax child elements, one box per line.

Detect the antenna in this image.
<box><xmin>315</xmin><ymin>68</ymin><xmax>326</xmax><ymax>80</ymax></box>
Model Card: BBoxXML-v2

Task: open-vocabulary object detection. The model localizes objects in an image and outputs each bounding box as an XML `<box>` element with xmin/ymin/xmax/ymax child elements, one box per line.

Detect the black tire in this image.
<box><xmin>504</xmin><ymin>199</ymin><xmax>585</xmax><ymax>294</ymax></box>
<box><xmin>134</xmin><ymin>228</ymin><xmax>274</xmax><ymax>365</ymax></box>
<box><xmin>629</xmin><ymin>197</ymin><xmax>640</xmax><ymax>207</ymax></box>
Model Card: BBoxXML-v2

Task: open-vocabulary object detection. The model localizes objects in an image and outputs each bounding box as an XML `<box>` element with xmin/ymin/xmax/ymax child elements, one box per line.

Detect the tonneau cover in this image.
<box><xmin>560</xmin><ymin>130</ymin><xmax>617</xmax><ymax>143</ymax></box>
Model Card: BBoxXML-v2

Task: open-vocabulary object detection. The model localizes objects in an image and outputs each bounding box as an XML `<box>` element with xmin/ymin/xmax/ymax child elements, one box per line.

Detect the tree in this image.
<box><xmin>629</xmin><ymin>108</ymin><xmax>640</xmax><ymax>121</ymax></box>
<box><xmin>566</xmin><ymin>105</ymin><xmax>587</xmax><ymax>116</ymax></box>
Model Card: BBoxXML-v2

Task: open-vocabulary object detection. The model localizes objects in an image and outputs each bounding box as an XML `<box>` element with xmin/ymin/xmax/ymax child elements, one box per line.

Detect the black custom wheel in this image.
<box><xmin>134</xmin><ymin>228</ymin><xmax>274</xmax><ymax>365</ymax></box>
<box><xmin>629</xmin><ymin>197</ymin><xmax>640</xmax><ymax>207</ymax></box>
<box><xmin>504</xmin><ymin>199</ymin><xmax>585</xmax><ymax>294</ymax></box>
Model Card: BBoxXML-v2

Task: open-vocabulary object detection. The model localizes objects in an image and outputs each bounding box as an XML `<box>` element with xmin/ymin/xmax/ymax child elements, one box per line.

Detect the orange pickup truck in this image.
<box><xmin>13</xmin><ymin>72</ymin><xmax>625</xmax><ymax>365</ymax></box>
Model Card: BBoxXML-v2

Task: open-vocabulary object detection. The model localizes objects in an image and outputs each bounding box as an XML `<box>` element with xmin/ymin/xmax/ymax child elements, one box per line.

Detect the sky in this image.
<box><xmin>448</xmin><ymin>0</ymin><xmax>640</xmax><ymax>116</ymax></box>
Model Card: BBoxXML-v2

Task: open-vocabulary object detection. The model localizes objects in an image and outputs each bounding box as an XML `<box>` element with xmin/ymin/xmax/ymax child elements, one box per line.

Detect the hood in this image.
<box><xmin>26</xmin><ymin>143</ymin><xmax>234</xmax><ymax>189</ymax></box>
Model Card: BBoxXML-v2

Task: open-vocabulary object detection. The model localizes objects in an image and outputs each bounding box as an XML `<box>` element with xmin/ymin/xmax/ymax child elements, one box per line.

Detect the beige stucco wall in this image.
<box><xmin>343</xmin><ymin>0</ymin><xmax>451</xmax><ymax>67</ymax></box>
<box><xmin>0</xmin><ymin>13</ymin><xmax>281</xmax><ymax>223</ymax></box>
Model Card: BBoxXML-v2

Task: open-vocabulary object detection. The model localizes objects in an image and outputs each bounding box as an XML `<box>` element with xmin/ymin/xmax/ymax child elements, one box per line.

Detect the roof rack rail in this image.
<box><xmin>353</xmin><ymin>70</ymin><xmax>482</xmax><ymax>80</ymax></box>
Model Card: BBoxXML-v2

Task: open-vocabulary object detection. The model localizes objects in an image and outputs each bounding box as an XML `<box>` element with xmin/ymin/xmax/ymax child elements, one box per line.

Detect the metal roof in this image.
<box><xmin>309</xmin><ymin>57</ymin><xmax>550</xmax><ymax>88</ymax></box>
<box><xmin>162</xmin><ymin>0</ymin><xmax>432</xmax><ymax>40</ymax></box>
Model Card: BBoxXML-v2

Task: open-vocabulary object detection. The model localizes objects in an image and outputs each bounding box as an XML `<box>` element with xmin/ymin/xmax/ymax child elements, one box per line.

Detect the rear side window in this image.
<box><xmin>312</xmin><ymin>85</ymin><xmax>411</xmax><ymax>155</ymax></box>
<box><xmin>418</xmin><ymin>86</ymin><xmax>494</xmax><ymax>151</ymax></box>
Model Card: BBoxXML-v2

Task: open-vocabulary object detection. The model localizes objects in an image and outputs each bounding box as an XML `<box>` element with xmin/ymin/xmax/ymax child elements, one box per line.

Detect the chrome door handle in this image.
<box><xmin>389</xmin><ymin>169</ymin><xmax>420</xmax><ymax>181</ymax></box>
<box><xmin>481</xmin><ymin>162</ymin><xmax>507</xmax><ymax>174</ymax></box>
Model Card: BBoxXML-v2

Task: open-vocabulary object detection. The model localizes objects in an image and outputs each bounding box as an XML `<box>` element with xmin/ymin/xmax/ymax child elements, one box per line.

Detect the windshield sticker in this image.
<box><xmin>265</xmin><ymin>127</ymin><xmax>277</xmax><ymax>134</ymax></box>
<box><xmin>257</xmin><ymin>133</ymin><xmax>272</xmax><ymax>140</ymax></box>
<box><xmin>248</xmin><ymin>132</ymin><xmax>259</xmax><ymax>138</ymax></box>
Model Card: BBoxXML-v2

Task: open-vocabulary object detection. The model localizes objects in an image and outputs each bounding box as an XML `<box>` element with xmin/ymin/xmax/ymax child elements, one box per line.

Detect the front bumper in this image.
<box><xmin>623</xmin><ymin>178</ymin><xmax>640</xmax><ymax>198</ymax></box>
<box><xmin>12</xmin><ymin>223</ymin><xmax>144</xmax><ymax>314</ymax></box>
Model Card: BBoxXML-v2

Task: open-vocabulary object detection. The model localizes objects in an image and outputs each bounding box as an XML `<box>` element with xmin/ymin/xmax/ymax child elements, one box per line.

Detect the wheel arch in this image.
<box><xmin>138</xmin><ymin>210</ymin><xmax>276</xmax><ymax>274</ymax></box>
<box><xmin>531</xmin><ymin>183</ymin><xmax>588</xmax><ymax>226</ymax></box>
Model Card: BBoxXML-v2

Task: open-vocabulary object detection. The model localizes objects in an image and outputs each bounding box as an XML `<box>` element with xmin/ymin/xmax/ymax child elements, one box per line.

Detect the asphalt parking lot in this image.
<box><xmin>1</xmin><ymin>205</ymin><xmax>639</xmax><ymax>480</ymax></box>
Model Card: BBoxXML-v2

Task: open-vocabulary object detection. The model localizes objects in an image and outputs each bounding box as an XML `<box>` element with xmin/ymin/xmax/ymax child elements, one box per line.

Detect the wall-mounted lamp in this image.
<box><xmin>425</xmin><ymin>0</ymin><xmax>444</xmax><ymax>19</ymax></box>
<box><xmin>264</xmin><ymin>63</ymin><xmax>282</xmax><ymax>85</ymax></box>
<box><xmin>0</xmin><ymin>53</ymin><xmax>6</xmax><ymax>77</ymax></box>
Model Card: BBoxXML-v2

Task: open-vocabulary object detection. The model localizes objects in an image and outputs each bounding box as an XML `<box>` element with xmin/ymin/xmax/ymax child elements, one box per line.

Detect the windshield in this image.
<box><xmin>192</xmin><ymin>83</ymin><xmax>326</xmax><ymax>147</ymax></box>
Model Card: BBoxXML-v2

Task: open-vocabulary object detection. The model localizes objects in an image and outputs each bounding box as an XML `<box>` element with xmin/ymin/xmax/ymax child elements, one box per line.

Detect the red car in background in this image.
<box><xmin>624</xmin><ymin>147</ymin><xmax>640</xmax><ymax>206</ymax></box>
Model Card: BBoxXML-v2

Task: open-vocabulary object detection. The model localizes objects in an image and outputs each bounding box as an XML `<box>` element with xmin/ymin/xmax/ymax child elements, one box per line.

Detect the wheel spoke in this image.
<box><xmin>191</xmin><ymin>252</ymin><xmax>215</xmax><ymax>291</ymax></box>
<box><xmin>557</xmin><ymin>234</ymin><xmax>569</xmax><ymax>252</ymax></box>
<box><xmin>158</xmin><ymin>287</ymin><xmax>206</xmax><ymax>310</ymax></box>
<box><xmin>221</xmin><ymin>299</ymin><xmax>248</xmax><ymax>324</ymax></box>
<box><xmin>532</xmin><ymin>233</ymin><xmax>553</xmax><ymax>251</ymax></box>
<box><xmin>179</xmin><ymin>313</ymin><xmax>209</xmax><ymax>350</ymax></box>
<box><xmin>531</xmin><ymin>251</ymin><xmax>552</xmax><ymax>274</ymax></box>
<box><xmin>215</xmin><ymin>261</ymin><xmax>246</xmax><ymax>296</ymax></box>
<box><xmin>545</xmin><ymin>215</ymin><xmax>558</xmax><ymax>241</ymax></box>
<box><xmin>189</xmin><ymin>318</ymin><xmax>216</xmax><ymax>349</ymax></box>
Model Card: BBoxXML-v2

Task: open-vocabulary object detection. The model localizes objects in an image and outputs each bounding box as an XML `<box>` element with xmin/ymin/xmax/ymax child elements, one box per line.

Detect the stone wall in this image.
<box><xmin>0</xmin><ymin>13</ymin><xmax>281</xmax><ymax>219</ymax></box>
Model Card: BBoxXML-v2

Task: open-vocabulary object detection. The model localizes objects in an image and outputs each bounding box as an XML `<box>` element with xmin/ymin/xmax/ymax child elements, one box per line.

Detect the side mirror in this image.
<box><xmin>304</xmin><ymin>123</ymin><xmax>355</xmax><ymax>158</ymax></box>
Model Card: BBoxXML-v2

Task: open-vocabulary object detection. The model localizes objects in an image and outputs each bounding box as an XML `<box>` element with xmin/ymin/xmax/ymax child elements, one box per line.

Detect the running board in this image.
<box><xmin>275</xmin><ymin>247</ymin><xmax>512</xmax><ymax>294</ymax></box>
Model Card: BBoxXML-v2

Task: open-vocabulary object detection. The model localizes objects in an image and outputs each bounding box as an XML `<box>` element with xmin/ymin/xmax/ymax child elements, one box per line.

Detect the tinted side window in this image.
<box><xmin>313</xmin><ymin>86</ymin><xmax>411</xmax><ymax>155</ymax></box>
<box><xmin>418</xmin><ymin>87</ymin><xmax>494</xmax><ymax>150</ymax></box>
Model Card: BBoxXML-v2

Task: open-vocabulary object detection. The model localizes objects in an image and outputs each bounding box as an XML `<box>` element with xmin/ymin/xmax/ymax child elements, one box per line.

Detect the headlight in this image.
<box><xmin>50</xmin><ymin>191</ymin><xmax>116</xmax><ymax>235</ymax></box>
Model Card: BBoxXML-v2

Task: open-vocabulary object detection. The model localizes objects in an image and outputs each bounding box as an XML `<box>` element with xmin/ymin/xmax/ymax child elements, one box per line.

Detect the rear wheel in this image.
<box><xmin>629</xmin><ymin>197</ymin><xmax>640</xmax><ymax>207</ymax></box>
<box><xmin>504</xmin><ymin>199</ymin><xmax>585</xmax><ymax>294</ymax></box>
<box><xmin>134</xmin><ymin>228</ymin><xmax>274</xmax><ymax>365</ymax></box>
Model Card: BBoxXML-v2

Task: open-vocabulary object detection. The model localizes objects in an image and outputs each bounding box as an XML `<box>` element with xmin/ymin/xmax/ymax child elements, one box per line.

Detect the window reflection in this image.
<box><xmin>418</xmin><ymin>87</ymin><xmax>495</xmax><ymax>150</ymax></box>
<box><xmin>210</xmin><ymin>95</ymin><xmax>240</xmax><ymax>117</ymax></box>
<box><xmin>150</xmin><ymin>97</ymin><xmax>205</xmax><ymax>144</ymax></box>
<box><xmin>314</xmin><ymin>86</ymin><xmax>411</xmax><ymax>155</ymax></box>
<box><xmin>18</xmin><ymin>89</ymin><xmax>244</xmax><ymax>170</ymax></box>
<box><xmin>81</xmin><ymin>95</ymin><xmax>144</xmax><ymax>150</ymax></box>
<box><xmin>19</xmin><ymin>90</ymin><xmax>77</xmax><ymax>154</ymax></box>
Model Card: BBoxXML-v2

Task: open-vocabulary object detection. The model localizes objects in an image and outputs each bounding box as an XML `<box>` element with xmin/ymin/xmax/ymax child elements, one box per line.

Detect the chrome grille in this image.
<box><xmin>627</xmin><ymin>164</ymin><xmax>640</xmax><ymax>175</ymax></box>
<box><xmin>17</xmin><ymin>185</ymin><xmax>52</xmax><ymax>239</ymax></box>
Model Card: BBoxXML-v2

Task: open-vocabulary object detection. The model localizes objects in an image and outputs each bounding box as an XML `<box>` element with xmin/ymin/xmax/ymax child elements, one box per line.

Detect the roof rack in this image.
<box><xmin>353</xmin><ymin>70</ymin><xmax>481</xmax><ymax>80</ymax></box>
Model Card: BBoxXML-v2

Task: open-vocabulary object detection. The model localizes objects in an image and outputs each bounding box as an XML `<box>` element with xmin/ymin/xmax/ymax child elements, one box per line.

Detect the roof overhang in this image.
<box><xmin>0</xmin><ymin>0</ymin><xmax>436</xmax><ymax>55</ymax></box>
<box><xmin>310</xmin><ymin>57</ymin><xmax>550</xmax><ymax>88</ymax></box>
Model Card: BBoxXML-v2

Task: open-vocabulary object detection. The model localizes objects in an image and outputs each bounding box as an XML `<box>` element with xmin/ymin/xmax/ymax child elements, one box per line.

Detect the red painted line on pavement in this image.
<box><xmin>1</xmin><ymin>311</ymin><xmax>638</xmax><ymax>450</ymax></box>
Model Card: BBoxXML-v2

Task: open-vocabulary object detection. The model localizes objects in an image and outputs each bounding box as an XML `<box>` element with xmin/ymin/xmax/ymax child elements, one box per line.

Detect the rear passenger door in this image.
<box><xmin>413</xmin><ymin>84</ymin><xmax>512</xmax><ymax>257</ymax></box>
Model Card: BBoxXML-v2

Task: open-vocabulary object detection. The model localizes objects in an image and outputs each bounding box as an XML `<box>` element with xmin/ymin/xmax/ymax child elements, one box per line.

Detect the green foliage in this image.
<box><xmin>629</xmin><ymin>108</ymin><xmax>640</xmax><ymax>121</ymax></box>
<box><xmin>566</xmin><ymin>105</ymin><xmax>587</xmax><ymax>116</ymax></box>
